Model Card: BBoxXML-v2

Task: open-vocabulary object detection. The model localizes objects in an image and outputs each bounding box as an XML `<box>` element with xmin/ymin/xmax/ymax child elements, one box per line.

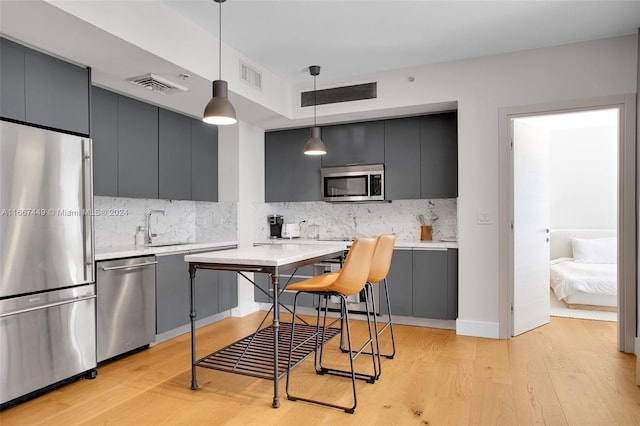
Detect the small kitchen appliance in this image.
<box><xmin>268</xmin><ymin>215</ymin><xmax>284</xmax><ymax>238</ymax></box>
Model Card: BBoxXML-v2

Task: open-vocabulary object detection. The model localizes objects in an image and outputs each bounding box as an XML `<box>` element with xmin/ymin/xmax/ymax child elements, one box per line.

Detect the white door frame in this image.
<box><xmin>498</xmin><ymin>94</ymin><xmax>637</xmax><ymax>352</ymax></box>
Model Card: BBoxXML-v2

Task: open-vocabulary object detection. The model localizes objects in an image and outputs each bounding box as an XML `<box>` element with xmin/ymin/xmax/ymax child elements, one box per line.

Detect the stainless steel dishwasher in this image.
<box><xmin>96</xmin><ymin>256</ymin><xmax>156</xmax><ymax>362</ymax></box>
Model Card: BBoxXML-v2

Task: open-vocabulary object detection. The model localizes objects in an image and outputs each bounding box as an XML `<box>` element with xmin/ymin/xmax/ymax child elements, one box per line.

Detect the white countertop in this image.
<box><xmin>95</xmin><ymin>241</ymin><xmax>238</xmax><ymax>261</ymax></box>
<box><xmin>255</xmin><ymin>238</ymin><xmax>458</xmax><ymax>249</ymax></box>
<box><xmin>184</xmin><ymin>243</ymin><xmax>346</xmax><ymax>266</ymax></box>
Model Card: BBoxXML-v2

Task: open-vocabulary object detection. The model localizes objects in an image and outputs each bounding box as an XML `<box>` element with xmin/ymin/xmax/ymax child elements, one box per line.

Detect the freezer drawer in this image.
<box><xmin>0</xmin><ymin>284</ymin><xmax>97</xmax><ymax>406</ymax></box>
<box><xmin>97</xmin><ymin>256</ymin><xmax>156</xmax><ymax>362</ymax></box>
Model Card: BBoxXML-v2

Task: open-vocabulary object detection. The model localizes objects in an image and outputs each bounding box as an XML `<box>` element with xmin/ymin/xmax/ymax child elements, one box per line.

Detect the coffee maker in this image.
<box><xmin>268</xmin><ymin>215</ymin><xmax>284</xmax><ymax>238</ymax></box>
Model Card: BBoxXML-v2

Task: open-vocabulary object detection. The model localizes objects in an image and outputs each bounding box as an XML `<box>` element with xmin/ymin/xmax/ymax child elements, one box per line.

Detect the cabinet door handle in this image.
<box><xmin>101</xmin><ymin>261</ymin><xmax>158</xmax><ymax>271</ymax></box>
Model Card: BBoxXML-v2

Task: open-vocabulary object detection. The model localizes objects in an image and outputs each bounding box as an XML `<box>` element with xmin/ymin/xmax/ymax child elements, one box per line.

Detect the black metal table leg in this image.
<box><xmin>271</xmin><ymin>272</ymin><xmax>280</xmax><ymax>408</ymax></box>
<box><xmin>189</xmin><ymin>263</ymin><xmax>198</xmax><ymax>390</ymax></box>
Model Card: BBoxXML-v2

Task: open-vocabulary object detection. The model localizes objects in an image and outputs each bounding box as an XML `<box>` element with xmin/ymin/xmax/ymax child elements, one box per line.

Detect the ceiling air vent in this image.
<box><xmin>240</xmin><ymin>62</ymin><xmax>262</xmax><ymax>90</ymax></box>
<box><xmin>301</xmin><ymin>82</ymin><xmax>377</xmax><ymax>107</ymax></box>
<box><xmin>127</xmin><ymin>73</ymin><xmax>188</xmax><ymax>95</ymax></box>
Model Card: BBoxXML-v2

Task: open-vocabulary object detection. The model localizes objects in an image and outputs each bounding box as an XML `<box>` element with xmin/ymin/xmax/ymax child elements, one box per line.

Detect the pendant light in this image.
<box><xmin>203</xmin><ymin>0</ymin><xmax>237</xmax><ymax>125</ymax></box>
<box><xmin>304</xmin><ymin>65</ymin><xmax>327</xmax><ymax>155</ymax></box>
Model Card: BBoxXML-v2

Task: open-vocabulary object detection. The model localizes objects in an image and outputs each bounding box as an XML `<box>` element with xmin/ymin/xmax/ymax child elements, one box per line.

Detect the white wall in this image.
<box><xmin>244</xmin><ymin>36</ymin><xmax>638</xmax><ymax>336</ymax></box>
<box><xmin>549</xmin><ymin>123</ymin><xmax>618</xmax><ymax>229</ymax></box>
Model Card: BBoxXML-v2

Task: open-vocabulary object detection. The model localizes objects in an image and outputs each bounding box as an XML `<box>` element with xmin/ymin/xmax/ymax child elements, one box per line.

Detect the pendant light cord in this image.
<box><xmin>313</xmin><ymin>74</ymin><xmax>317</xmax><ymax>127</ymax></box>
<box><xmin>218</xmin><ymin>0</ymin><xmax>222</xmax><ymax>80</ymax></box>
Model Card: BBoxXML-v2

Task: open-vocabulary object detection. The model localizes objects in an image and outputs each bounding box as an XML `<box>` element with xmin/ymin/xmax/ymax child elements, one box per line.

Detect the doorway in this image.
<box><xmin>511</xmin><ymin>109</ymin><xmax>618</xmax><ymax>336</ymax></box>
<box><xmin>498</xmin><ymin>94</ymin><xmax>637</xmax><ymax>353</ymax></box>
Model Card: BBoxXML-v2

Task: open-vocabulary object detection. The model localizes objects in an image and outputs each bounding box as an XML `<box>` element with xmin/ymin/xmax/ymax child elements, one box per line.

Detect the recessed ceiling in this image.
<box><xmin>162</xmin><ymin>0</ymin><xmax>640</xmax><ymax>84</ymax></box>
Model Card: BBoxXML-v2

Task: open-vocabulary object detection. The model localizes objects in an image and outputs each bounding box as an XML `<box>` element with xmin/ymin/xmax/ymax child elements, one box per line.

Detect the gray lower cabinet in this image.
<box><xmin>382</xmin><ymin>248</ymin><xmax>413</xmax><ymax>316</ymax></box>
<box><xmin>320</xmin><ymin>120</ymin><xmax>385</xmax><ymax>167</ymax></box>
<box><xmin>118</xmin><ymin>96</ymin><xmax>159</xmax><ymax>199</ymax></box>
<box><xmin>1</xmin><ymin>37</ymin><xmax>90</xmax><ymax>135</ymax></box>
<box><xmin>159</xmin><ymin>108</ymin><xmax>192</xmax><ymax>200</ymax></box>
<box><xmin>156</xmin><ymin>253</ymin><xmax>191</xmax><ymax>334</ymax></box>
<box><xmin>156</xmin><ymin>250</ymin><xmax>238</xmax><ymax>335</ymax></box>
<box><xmin>381</xmin><ymin>248</ymin><xmax>457</xmax><ymax>320</ymax></box>
<box><xmin>265</xmin><ymin>128</ymin><xmax>321</xmax><ymax>202</ymax></box>
<box><xmin>254</xmin><ymin>265</ymin><xmax>316</xmax><ymax>308</ymax></box>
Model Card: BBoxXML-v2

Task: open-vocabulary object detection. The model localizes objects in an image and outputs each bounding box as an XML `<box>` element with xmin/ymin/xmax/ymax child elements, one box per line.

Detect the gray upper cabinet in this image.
<box><xmin>191</xmin><ymin>119</ymin><xmax>218</xmax><ymax>202</ymax></box>
<box><xmin>420</xmin><ymin>112</ymin><xmax>458</xmax><ymax>198</ymax></box>
<box><xmin>1</xmin><ymin>37</ymin><xmax>90</xmax><ymax>135</ymax></box>
<box><xmin>384</xmin><ymin>117</ymin><xmax>421</xmax><ymax>200</ymax></box>
<box><xmin>117</xmin><ymin>96</ymin><xmax>158</xmax><ymax>199</ymax></box>
<box><xmin>24</xmin><ymin>48</ymin><xmax>89</xmax><ymax>135</ymax></box>
<box><xmin>0</xmin><ymin>38</ymin><xmax>26</xmax><ymax>122</ymax></box>
<box><xmin>92</xmin><ymin>86</ymin><xmax>218</xmax><ymax>202</ymax></box>
<box><xmin>265</xmin><ymin>128</ymin><xmax>321</xmax><ymax>202</ymax></box>
<box><xmin>91</xmin><ymin>87</ymin><xmax>118</xmax><ymax>197</ymax></box>
<box><xmin>320</xmin><ymin>121</ymin><xmax>385</xmax><ymax>167</ymax></box>
<box><xmin>159</xmin><ymin>109</ymin><xmax>192</xmax><ymax>200</ymax></box>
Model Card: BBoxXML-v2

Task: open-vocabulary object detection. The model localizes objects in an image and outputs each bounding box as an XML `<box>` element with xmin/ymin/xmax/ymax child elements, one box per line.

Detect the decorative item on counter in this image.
<box><xmin>417</xmin><ymin>212</ymin><xmax>438</xmax><ymax>241</ymax></box>
<box><xmin>135</xmin><ymin>226</ymin><xmax>146</xmax><ymax>246</ymax></box>
<box><xmin>307</xmin><ymin>223</ymin><xmax>319</xmax><ymax>240</ymax></box>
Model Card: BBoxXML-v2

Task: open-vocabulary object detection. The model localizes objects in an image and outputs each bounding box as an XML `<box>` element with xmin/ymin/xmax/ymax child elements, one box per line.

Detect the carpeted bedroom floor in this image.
<box><xmin>549</xmin><ymin>289</ymin><xmax>617</xmax><ymax>322</ymax></box>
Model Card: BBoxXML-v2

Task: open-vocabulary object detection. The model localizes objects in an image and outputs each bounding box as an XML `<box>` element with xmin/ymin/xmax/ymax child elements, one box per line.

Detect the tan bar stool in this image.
<box><xmin>364</xmin><ymin>233</ymin><xmax>397</xmax><ymax>379</ymax></box>
<box><xmin>285</xmin><ymin>237</ymin><xmax>377</xmax><ymax>413</ymax></box>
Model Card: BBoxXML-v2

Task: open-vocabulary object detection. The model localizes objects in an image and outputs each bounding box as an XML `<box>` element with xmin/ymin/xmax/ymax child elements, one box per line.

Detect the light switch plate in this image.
<box><xmin>477</xmin><ymin>213</ymin><xmax>491</xmax><ymax>225</ymax></box>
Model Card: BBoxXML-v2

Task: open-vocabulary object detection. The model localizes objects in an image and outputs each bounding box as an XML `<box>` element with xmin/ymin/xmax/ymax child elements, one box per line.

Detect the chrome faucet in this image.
<box><xmin>145</xmin><ymin>209</ymin><xmax>165</xmax><ymax>244</ymax></box>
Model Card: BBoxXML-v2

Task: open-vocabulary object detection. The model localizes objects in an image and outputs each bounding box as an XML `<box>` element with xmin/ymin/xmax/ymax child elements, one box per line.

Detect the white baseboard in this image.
<box><xmin>456</xmin><ymin>319</ymin><xmax>500</xmax><ymax>339</ymax></box>
<box><xmin>231</xmin><ymin>301</ymin><xmax>260</xmax><ymax>317</ymax></box>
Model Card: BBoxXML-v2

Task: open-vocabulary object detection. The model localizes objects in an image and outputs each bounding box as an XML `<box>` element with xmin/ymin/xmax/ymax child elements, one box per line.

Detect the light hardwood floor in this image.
<box><xmin>1</xmin><ymin>312</ymin><xmax>638</xmax><ymax>425</ymax></box>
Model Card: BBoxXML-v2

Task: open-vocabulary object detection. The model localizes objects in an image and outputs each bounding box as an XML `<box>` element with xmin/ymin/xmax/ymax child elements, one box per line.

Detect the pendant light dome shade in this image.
<box><xmin>304</xmin><ymin>65</ymin><xmax>326</xmax><ymax>155</ymax></box>
<box><xmin>304</xmin><ymin>126</ymin><xmax>326</xmax><ymax>155</ymax></box>
<box><xmin>203</xmin><ymin>80</ymin><xmax>237</xmax><ymax>125</ymax></box>
<box><xmin>203</xmin><ymin>0</ymin><xmax>236</xmax><ymax>125</ymax></box>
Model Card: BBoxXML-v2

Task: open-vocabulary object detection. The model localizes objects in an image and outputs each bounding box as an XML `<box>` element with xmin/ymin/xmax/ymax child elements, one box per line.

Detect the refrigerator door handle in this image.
<box><xmin>0</xmin><ymin>295</ymin><xmax>97</xmax><ymax>319</ymax></box>
<box><xmin>82</xmin><ymin>138</ymin><xmax>95</xmax><ymax>283</ymax></box>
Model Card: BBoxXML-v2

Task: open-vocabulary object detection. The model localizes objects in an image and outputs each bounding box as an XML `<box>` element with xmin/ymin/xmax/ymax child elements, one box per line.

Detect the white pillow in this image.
<box><xmin>571</xmin><ymin>237</ymin><xmax>617</xmax><ymax>264</ymax></box>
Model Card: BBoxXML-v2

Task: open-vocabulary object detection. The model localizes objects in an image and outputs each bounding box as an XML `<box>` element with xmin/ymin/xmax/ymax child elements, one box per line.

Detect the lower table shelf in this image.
<box><xmin>195</xmin><ymin>322</ymin><xmax>341</xmax><ymax>380</ymax></box>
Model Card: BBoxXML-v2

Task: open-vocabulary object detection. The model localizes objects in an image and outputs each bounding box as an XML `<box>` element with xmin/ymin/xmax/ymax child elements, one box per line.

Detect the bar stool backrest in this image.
<box><xmin>328</xmin><ymin>237</ymin><xmax>377</xmax><ymax>296</ymax></box>
<box><xmin>368</xmin><ymin>234</ymin><xmax>397</xmax><ymax>283</ymax></box>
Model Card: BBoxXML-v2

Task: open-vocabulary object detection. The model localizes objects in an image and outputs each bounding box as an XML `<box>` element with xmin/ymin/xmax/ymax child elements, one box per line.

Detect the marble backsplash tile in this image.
<box><xmin>94</xmin><ymin>196</ymin><xmax>237</xmax><ymax>247</ymax></box>
<box><xmin>253</xmin><ymin>199</ymin><xmax>457</xmax><ymax>243</ymax></box>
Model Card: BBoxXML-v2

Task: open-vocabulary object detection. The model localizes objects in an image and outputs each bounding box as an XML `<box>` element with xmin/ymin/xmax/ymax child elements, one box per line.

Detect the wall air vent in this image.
<box><xmin>301</xmin><ymin>82</ymin><xmax>377</xmax><ymax>107</ymax></box>
<box><xmin>240</xmin><ymin>62</ymin><xmax>262</xmax><ymax>90</ymax></box>
<box><xmin>127</xmin><ymin>73</ymin><xmax>188</xmax><ymax>95</ymax></box>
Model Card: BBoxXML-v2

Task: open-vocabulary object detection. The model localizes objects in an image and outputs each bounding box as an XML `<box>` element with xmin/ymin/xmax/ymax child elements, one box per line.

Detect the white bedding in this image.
<box><xmin>550</xmin><ymin>257</ymin><xmax>617</xmax><ymax>300</ymax></box>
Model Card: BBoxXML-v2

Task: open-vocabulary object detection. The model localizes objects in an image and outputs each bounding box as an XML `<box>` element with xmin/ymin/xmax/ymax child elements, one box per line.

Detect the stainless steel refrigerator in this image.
<box><xmin>0</xmin><ymin>120</ymin><xmax>96</xmax><ymax>407</ymax></box>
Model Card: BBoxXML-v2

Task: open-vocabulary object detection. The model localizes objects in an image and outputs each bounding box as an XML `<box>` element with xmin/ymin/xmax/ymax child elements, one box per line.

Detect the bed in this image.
<box><xmin>549</xmin><ymin>229</ymin><xmax>617</xmax><ymax>311</ymax></box>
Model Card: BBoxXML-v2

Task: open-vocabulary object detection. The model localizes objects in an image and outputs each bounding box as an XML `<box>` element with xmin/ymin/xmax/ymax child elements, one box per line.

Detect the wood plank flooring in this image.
<box><xmin>1</xmin><ymin>312</ymin><xmax>638</xmax><ymax>425</ymax></box>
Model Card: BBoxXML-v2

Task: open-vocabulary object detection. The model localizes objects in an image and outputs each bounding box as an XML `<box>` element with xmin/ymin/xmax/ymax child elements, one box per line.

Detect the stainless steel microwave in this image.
<box><xmin>321</xmin><ymin>164</ymin><xmax>384</xmax><ymax>202</ymax></box>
